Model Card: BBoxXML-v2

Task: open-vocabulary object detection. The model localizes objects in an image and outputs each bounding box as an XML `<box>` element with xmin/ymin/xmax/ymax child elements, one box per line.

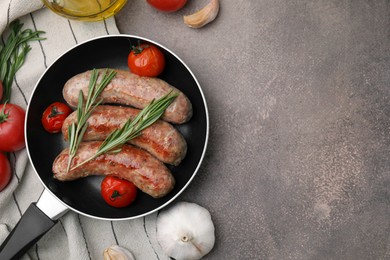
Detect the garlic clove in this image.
<box><xmin>103</xmin><ymin>245</ymin><xmax>135</xmax><ymax>260</ymax></box>
<box><xmin>183</xmin><ymin>0</ymin><xmax>219</xmax><ymax>29</ymax></box>
<box><xmin>157</xmin><ymin>202</ymin><xmax>215</xmax><ymax>260</ymax></box>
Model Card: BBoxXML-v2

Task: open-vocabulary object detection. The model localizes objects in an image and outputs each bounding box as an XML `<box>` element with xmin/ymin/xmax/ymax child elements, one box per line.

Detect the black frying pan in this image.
<box><xmin>0</xmin><ymin>35</ymin><xmax>209</xmax><ymax>259</ymax></box>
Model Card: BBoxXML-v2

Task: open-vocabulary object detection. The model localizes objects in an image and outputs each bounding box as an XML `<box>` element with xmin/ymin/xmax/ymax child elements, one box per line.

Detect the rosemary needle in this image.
<box><xmin>0</xmin><ymin>19</ymin><xmax>45</xmax><ymax>103</ymax></box>
<box><xmin>70</xmin><ymin>91</ymin><xmax>179</xmax><ymax>171</ymax></box>
<box><xmin>67</xmin><ymin>68</ymin><xmax>117</xmax><ymax>172</ymax></box>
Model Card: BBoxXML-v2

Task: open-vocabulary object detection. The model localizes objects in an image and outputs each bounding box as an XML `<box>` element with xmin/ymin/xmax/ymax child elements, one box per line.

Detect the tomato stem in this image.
<box><xmin>131</xmin><ymin>40</ymin><xmax>148</xmax><ymax>55</ymax></box>
<box><xmin>110</xmin><ymin>190</ymin><xmax>126</xmax><ymax>201</ymax></box>
<box><xmin>0</xmin><ymin>103</ymin><xmax>9</xmax><ymax>123</ymax></box>
<box><xmin>48</xmin><ymin>106</ymin><xmax>64</xmax><ymax>118</ymax></box>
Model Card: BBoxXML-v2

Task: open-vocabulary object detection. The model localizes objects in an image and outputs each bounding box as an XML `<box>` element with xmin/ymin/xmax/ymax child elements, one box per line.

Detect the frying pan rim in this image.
<box><xmin>25</xmin><ymin>34</ymin><xmax>210</xmax><ymax>221</ymax></box>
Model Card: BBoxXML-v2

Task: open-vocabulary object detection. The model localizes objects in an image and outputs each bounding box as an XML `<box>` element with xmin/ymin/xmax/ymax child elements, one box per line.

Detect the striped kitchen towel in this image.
<box><xmin>0</xmin><ymin>1</ymin><xmax>169</xmax><ymax>259</ymax></box>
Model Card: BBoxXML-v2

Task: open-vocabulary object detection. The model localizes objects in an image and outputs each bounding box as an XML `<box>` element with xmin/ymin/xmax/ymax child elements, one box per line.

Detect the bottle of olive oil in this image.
<box><xmin>42</xmin><ymin>0</ymin><xmax>127</xmax><ymax>21</ymax></box>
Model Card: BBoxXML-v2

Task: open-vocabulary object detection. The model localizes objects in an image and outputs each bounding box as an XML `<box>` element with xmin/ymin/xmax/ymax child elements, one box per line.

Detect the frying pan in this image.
<box><xmin>0</xmin><ymin>35</ymin><xmax>209</xmax><ymax>259</ymax></box>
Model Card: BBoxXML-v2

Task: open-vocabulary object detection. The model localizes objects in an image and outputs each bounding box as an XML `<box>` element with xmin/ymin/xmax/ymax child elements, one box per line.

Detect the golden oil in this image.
<box><xmin>41</xmin><ymin>0</ymin><xmax>127</xmax><ymax>21</ymax></box>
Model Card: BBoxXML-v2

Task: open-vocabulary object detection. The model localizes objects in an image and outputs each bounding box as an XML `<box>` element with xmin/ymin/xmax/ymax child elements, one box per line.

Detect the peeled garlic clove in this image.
<box><xmin>103</xmin><ymin>245</ymin><xmax>135</xmax><ymax>260</ymax></box>
<box><xmin>183</xmin><ymin>0</ymin><xmax>219</xmax><ymax>28</ymax></box>
<box><xmin>157</xmin><ymin>202</ymin><xmax>215</xmax><ymax>260</ymax></box>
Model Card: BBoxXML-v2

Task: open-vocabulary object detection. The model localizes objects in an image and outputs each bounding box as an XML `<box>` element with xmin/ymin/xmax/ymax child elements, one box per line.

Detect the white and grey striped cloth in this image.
<box><xmin>0</xmin><ymin>1</ymin><xmax>170</xmax><ymax>259</ymax></box>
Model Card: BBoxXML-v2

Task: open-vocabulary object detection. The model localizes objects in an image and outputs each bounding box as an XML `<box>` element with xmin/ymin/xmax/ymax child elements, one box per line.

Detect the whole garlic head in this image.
<box><xmin>157</xmin><ymin>202</ymin><xmax>215</xmax><ymax>260</ymax></box>
<box><xmin>103</xmin><ymin>245</ymin><xmax>135</xmax><ymax>260</ymax></box>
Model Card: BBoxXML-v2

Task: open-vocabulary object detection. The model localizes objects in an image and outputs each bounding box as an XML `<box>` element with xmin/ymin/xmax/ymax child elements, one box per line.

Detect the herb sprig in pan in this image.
<box><xmin>67</xmin><ymin>69</ymin><xmax>117</xmax><ymax>172</ymax></box>
<box><xmin>70</xmin><ymin>91</ymin><xmax>178</xmax><ymax>171</ymax></box>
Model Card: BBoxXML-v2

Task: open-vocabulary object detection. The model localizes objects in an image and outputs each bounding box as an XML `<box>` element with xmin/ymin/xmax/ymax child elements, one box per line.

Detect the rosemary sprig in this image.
<box><xmin>70</xmin><ymin>91</ymin><xmax>179</xmax><ymax>171</ymax></box>
<box><xmin>0</xmin><ymin>19</ymin><xmax>45</xmax><ymax>103</ymax></box>
<box><xmin>67</xmin><ymin>68</ymin><xmax>117</xmax><ymax>172</ymax></box>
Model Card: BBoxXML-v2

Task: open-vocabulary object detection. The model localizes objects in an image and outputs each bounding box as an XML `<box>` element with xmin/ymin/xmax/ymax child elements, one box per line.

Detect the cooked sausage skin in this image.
<box><xmin>63</xmin><ymin>69</ymin><xmax>193</xmax><ymax>124</ymax></box>
<box><xmin>62</xmin><ymin>105</ymin><xmax>187</xmax><ymax>166</ymax></box>
<box><xmin>52</xmin><ymin>141</ymin><xmax>175</xmax><ymax>198</ymax></box>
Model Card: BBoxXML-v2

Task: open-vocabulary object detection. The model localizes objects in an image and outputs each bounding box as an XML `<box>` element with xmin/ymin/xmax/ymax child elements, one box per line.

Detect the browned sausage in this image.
<box><xmin>61</xmin><ymin>105</ymin><xmax>187</xmax><ymax>166</ymax></box>
<box><xmin>62</xmin><ymin>69</ymin><xmax>192</xmax><ymax>124</ymax></box>
<box><xmin>52</xmin><ymin>141</ymin><xmax>175</xmax><ymax>198</ymax></box>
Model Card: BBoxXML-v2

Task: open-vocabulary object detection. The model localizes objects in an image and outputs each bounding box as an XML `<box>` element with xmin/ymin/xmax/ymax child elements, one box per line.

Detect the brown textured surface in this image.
<box><xmin>117</xmin><ymin>0</ymin><xmax>390</xmax><ymax>258</ymax></box>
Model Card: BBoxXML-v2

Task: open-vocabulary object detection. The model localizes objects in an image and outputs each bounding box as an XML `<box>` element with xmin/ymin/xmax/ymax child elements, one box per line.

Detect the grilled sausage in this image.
<box><xmin>52</xmin><ymin>141</ymin><xmax>175</xmax><ymax>198</ymax></box>
<box><xmin>62</xmin><ymin>105</ymin><xmax>187</xmax><ymax>166</ymax></box>
<box><xmin>63</xmin><ymin>69</ymin><xmax>192</xmax><ymax>124</ymax></box>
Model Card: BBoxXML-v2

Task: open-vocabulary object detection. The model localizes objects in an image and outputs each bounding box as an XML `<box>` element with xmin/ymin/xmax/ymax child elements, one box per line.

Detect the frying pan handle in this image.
<box><xmin>0</xmin><ymin>203</ymin><xmax>56</xmax><ymax>259</ymax></box>
<box><xmin>0</xmin><ymin>190</ymin><xmax>68</xmax><ymax>259</ymax></box>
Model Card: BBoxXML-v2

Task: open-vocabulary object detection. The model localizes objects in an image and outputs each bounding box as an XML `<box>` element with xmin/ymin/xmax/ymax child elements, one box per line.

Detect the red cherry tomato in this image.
<box><xmin>127</xmin><ymin>43</ymin><xmax>165</xmax><ymax>77</ymax></box>
<box><xmin>101</xmin><ymin>176</ymin><xmax>138</xmax><ymax>208</ymax></box>
<box><xmin>146</xmin><ymin>0</ymin><xmax>187</xmax><ymax>12</ymax></box>
<box><xmin>0</xmin><ymin>103</ymin><xmax>25</xmax><ymax>152</ymax></box>
<box><xmin>0</xmin><ymin>152</ymin><xmax>11</xmax><ymax>191</ymax></box>
<box><xmin>41</xmin><ymin>102</ymin><xmax>72</xmax><ymax>133</ymax></box>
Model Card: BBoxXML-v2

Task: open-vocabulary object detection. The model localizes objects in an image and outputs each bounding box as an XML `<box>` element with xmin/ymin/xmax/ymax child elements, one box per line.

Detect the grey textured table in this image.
<box><xmin>117</xmin><ymin>1</ymin><xmax>389</xmax><ymax>259</ymax></box>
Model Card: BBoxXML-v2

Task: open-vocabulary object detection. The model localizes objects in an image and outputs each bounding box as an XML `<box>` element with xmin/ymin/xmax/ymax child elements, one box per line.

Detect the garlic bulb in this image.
<box><xmin>183</xmin><ymin>0</ymin><xmax>219</xmax><ymax>29</ymax></box>
<box><xmin>157</xmin><ymin>202</ymin><xmax>215</xmax><ymax>260</ymax></box>
<box><xmin>103</xmin><ymin>245</ymin><xmax>135</xmax><ymax>260</ymax></box>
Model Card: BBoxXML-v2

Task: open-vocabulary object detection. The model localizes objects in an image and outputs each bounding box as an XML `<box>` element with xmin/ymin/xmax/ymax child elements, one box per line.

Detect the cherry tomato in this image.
<box><xmin>0</xmin><ymin>153</ymin><xmax>11</xmax><ymax>192</ymax></box>
<box><xmin>101</xmin><ymin>176</ymin><xmax>138</xmax><ymax>208</ymax></box>
<box><xmin>127</xmin><ymin>43</ymin><xmax>165</xmax><ymax>77</ymax></box>
<box><xmin>146</xmin><ymin>0</ymin><xmax>187</xmax><ymax>12</ymax></box>
<box><xmin>0</xmin><ymin>103</ymin><xmax>25</xmax><ymax>152</ymax></box>
<box><xmin>41</xmin><ymin>102</ymin><xmax>72</xmax><ymax>133</ymax></box>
